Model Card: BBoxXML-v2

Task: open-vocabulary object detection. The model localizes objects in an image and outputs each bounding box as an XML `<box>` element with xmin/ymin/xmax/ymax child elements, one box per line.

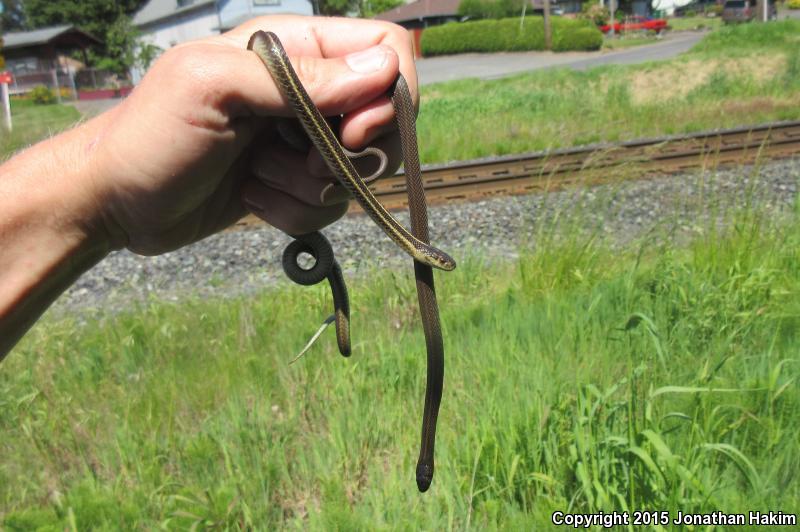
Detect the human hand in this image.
<box><xmin>92</xmin><ymin>15</ymin><xmax>418</xmax><ymax>255</ymax></box>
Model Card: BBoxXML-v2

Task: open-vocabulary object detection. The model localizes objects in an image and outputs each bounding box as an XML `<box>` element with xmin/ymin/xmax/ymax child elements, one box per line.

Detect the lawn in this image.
<box><xmin>2</xmin><ymin>177</ymin><xmax>799</xmax><ymax>528</ymax></box>
<box><xmin>666</xmin><ymin>15</ymin><xmax>723</xmax><ymax>32</ymax></box>
<box><xmin>0</xmin><ymin>98</ymin><xmax>82</xmax><ymax>160</ymax></box>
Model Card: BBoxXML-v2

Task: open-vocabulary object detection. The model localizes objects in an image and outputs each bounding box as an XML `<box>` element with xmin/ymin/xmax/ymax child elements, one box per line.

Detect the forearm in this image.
<box><xmin>0</xmin><ymin>113</ymin><xmax>117</xmax><ymax>359</ymax></box>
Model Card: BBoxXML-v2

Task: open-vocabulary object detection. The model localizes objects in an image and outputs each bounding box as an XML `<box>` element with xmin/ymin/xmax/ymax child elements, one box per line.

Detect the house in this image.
<box><xmin>650</xmin><ymin>0</ymin><xmax>701</xmax><ymax>15</ymax></box>
<box><xmin>133</xmin><ymin>0</ymin><xmax>315</xmax><ymax>53</ymax></box>
<box><xmin>0</xmin><ymin>25</ymin><xmax>100</xmax><ymax>94</ymax></box>
<box><xmin>2</xmin><ymin>25</ymin><xmax>100</xmax><ymax>76</ymax></box>
<box><xmin>374</xmin><ymin>0</ymin><xmax>581</xmax><ymax>57</ymax></box>
<box><xmin>374</xmin><ymin>0</ymin><xmax>462</xmax><ymax>30</ymax></box>
<box><xmin>374</xmin><ymin>0</ymin><xmax>582</xmax><ymax>30</ymax></box>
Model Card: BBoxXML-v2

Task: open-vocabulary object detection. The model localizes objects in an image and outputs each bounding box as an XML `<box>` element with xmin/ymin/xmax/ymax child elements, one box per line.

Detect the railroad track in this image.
<box><xmin>236</xmin><ymin>120</ymin><xmax>800</xmax><ymax>227</ymax></box>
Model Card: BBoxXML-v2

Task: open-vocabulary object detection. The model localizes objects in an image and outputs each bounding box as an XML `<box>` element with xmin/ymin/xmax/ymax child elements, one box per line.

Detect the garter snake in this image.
<box><xmin>247</xmin><ymin>30</ymin><xmax>453</xmax><ymax>492</ymax></box>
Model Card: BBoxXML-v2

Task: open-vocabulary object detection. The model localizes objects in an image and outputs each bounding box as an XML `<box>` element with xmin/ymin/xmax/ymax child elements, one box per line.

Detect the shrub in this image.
<box><xmin>29</xmin><ymin>85</ymin><xmax>56</xmax><ymax>105</ymax></box>
<box><xmin>579</xmin><ymin>2</ymin><xmax>610</xmax><ymax>25</ymax></box>
<box><xmin>421</xmin><ymin>17</ymin><xmax>603</xmax><ymax>56</ymax></box>
<box><xmin>788</xmin><ymin>0</ymin><xmax>800</xmax><ymax>9</ymax></box>
<box><xmin>553</xmin><ymin>26</ymin><xmax>604</xmax><ymax>52</ymax></box>
<box><xmin>458</xmin><ymin>0</ymin><xmax>526</xmax><ymax>20</ymax></box>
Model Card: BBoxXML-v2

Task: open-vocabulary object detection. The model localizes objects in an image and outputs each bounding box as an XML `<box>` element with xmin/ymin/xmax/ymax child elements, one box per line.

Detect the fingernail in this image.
<box><xmin>345</xmin><ymin>46</ymin><xmax>389</xmax><ymax>74</ymax></box>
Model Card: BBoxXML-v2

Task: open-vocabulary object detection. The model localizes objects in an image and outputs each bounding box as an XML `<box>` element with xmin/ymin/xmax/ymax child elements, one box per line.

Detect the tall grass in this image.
<box><xmin>2</xmin><ymin>179</ymin><xmax>799</xmax><ymax>528</ymax></box>
<box><xmin>691</xmin><ymin>19</ymin><xmax>800</xmax><ymax>54</ymax></box>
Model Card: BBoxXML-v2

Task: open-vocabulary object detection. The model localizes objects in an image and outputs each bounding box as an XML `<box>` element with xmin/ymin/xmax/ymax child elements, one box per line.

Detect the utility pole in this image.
<box><xmin>608</xmin><ymin>0</ymin><xmax>616</xmax><ymax>38</ymax></box>
<box><xmin>762</xmin><ymin>0</ymin><xmax>768</xmax><ymax>22</ymax></box>
<box><xmin>0</xmin><ymin>4</ymin><xmax>11</xmax><ymax>133</ymax></box>
<box><xmin>543</xmin><ymin>0</ymin><xmax>552</xmax><ymax>50</ymax></box>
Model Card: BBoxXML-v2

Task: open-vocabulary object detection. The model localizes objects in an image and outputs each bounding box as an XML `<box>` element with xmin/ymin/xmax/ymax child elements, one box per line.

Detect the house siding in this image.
<box><xmin>218</xmin><ymin>0</ymin><xmax>314</xmax><ymax>28</ymax></box>
<box><xmin>138</xmin><ymin>6</ymin><xmax>220</xmax><ymax>51</ymax></box>
<box><xmin>132</xmin><ymin>0</ymin><xmax>314</xmax><ymax>82</ymax></box>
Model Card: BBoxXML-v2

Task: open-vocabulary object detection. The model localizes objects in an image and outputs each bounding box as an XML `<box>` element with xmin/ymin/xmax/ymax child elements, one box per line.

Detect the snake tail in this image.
<box><xmin>282</xmin><ymin>232</ymin><xmax>350</xmax><ymax>357</ymax></box>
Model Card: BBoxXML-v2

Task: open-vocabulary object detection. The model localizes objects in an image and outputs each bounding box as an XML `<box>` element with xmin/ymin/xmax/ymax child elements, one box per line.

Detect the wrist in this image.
<box><xmin>0</xmin><ymin>113</ymin><xmax>118</xmax><ymax>357</ymax></box>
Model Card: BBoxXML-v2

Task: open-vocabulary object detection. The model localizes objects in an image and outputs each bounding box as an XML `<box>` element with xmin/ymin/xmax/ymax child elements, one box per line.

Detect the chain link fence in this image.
<box><xmin>8</xmin><ymin>67</ymin><xmax>132</xmax><ymax>101</ymax></box>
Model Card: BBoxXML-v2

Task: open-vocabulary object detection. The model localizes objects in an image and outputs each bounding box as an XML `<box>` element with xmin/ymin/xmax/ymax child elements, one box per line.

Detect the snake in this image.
<box><xmin>247</xmin><ymin>30</ymin><xmax>454</xmax><ymax>492</ymax></box>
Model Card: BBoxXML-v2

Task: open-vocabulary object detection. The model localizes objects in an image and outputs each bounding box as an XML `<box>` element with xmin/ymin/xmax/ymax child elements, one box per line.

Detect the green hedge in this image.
<box><xmin>457</xmin><ymin>0</ymin><xmax>527</xmax><ymax>19</ymax></box>
<box><xmin>420</xmin><ymin>17</ymin><xmax>603</xmax><ymax>56</ymax></box>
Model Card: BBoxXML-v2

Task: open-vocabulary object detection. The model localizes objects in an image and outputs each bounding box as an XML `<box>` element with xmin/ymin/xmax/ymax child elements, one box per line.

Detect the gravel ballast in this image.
<box><xmin>55</xmin><ymin>158</ymin><xmax>800</xmax><ymax>314</ymax></box>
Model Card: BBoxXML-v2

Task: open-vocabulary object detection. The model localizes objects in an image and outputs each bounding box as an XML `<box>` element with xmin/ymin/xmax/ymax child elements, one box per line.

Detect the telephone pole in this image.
<box><xmin>543</xmin><ymin>0</ymin><xmax>552</xmax><ymax>50</ymax></box>
<box><xmin>609</xmin><ymin>0</ymin><xmax>616</xmax><ymax>38</ymax></box>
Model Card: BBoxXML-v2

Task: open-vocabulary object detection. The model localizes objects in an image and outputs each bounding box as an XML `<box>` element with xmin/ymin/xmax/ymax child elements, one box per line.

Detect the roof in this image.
<box><xmin>374</xmin><ymin>0</ymin><xmax>462</xmax><ymax>23</ymax></box>
<box><xmin>133</xmin><ymin>0</ymin><xmax>217</xmax><ymax>27</ymax></box>
<box><xmin>2</xmin><ymin>25</ymin><xmax>101</xmax><ymax>50</ymax></box>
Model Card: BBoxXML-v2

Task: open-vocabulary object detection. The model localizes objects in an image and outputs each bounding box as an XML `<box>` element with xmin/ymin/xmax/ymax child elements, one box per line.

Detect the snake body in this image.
<box><xmin>248</xmin><ymin>30</ymin><xmax>452</xmax><ymax>492</ymax></box>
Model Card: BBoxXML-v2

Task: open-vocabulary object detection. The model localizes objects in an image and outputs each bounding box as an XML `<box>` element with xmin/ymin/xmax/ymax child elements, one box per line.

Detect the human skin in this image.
<box><xmin>0</xmin><ymin>15</ymin><xmax>418</xmax><ymax>359</ymax></box>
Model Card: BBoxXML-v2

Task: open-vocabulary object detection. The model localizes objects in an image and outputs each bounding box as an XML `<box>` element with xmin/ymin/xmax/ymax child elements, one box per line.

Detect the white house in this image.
<box><xmin>132</xmin><ymin>0</ymin><xmax>315</xmax><ymax>80</ymax></box>
<box><xmin>648</xmin><ymin>0</ymin><xmax>697</xmax><ymax>15</ymax></box>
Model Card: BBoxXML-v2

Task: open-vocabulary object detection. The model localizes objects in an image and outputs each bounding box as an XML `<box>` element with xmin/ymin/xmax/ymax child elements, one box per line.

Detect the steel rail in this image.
<box><xmin>233</xmin><ymin>120</ymin><xmax>800</xmax><ymax>228</ymax></box>
<box><xmin>366</xmin><ymin>120</ymin><xmax>800</xmax><ymax>210</ymax></box>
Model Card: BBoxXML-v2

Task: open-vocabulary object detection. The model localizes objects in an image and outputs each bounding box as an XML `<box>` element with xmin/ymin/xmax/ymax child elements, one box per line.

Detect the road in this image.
<box><xmin>416</xmin><ymin>31</ymin><xmax>706</xmax><ymax>85</ymax></box>
<box><xmin>778</xmin><ymin>6</ymin><xmax>800</xmax><ymax>19</ymax></box>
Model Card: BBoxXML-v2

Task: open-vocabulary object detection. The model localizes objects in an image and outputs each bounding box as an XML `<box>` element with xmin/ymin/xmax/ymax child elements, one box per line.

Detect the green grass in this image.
<box><xmin>0</xmin><ymin>98</ymin><xmax>82</xmax><ymax>160</ymax></box>
<box><xmin>667</xmin><ymin>16</ymin><xmax>723</xmax><ymax>32</ymax></box>
<box><xmin>2</xmin><ymin>176</ymin><xmax>800</xmax><ymax>528</ymax></box>
<box><xmin>418</xmin><ymin>19</ymin><xmax>800</xmax><ymax>163</ymax></box>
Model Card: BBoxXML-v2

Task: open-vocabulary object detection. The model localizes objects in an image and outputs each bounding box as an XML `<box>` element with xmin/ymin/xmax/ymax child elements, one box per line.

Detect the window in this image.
<box><xmin>178</xmin><ymin>0</ymin><xmax>195</xmax><ymax>7</ymax></box>
<box><xmin>254</xmin><ymin>0</ymin><xmax>281</xmax><ymax>5</ymax></box>
<box><xmin>7</xmin><ymin>57</ymin><xmax>39</xmax><ymax>75</ymax></box>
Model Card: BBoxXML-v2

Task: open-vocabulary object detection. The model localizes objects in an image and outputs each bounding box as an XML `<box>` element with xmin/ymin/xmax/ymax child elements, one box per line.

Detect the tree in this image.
<box><xmin>543</xmin><ymin>0</ymin><xmax>551</xmax><ymax>50</ymax></box>
<box><xmin>315</xmin><ymin>0</ymin><xmax>402</xmax><ymax>17</ymax></box>
<box><xmin>0</xmin><ymin>0</ymin><xmax>27</xmax><ymax>31</ymax></box>
<box><xmin>21</xmin><ymin>0</ymin><xmax>150</xmax><ymax>74</ymax></box>
<box><xmin>358</xmin><ymin>0</ymin><xmax>403</xmax><ymax>18</ymax></box>
<box><xmin>317</xmin><ymin>0</ymin><xmax>356</xmax><ymax>15</ymax></box>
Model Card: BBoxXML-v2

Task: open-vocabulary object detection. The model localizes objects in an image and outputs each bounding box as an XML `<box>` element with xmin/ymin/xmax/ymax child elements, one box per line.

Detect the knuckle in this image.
<box><xmin>293</xmin><ymin>56</ymin><xmax>329</xmax><ymax>94</ymax></box>
<box><xmin>151</xmin><ymin>45</ymin><xmax>230</xmax><ymax>105</ymax></box>
<box><xmin>158</xmin><ymin>45</ymin><xmax>225</xmax><ymax>86</ymax></box>
<box><xmin>384</xmin><ymin>21</ymin><xmax>414</xmax><ymax>51</ymax></box>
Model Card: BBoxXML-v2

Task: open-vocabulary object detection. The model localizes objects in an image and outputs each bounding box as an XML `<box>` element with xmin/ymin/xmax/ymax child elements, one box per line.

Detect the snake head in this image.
<box><xmin>434</xmin><ymin>251</ymin><xmax>457</xmax><ymax>272</ymax></box>
<box><xmin>416</xmin><ymin>462</ymin><xmax>434</xmax><ymax>492</ymax></box>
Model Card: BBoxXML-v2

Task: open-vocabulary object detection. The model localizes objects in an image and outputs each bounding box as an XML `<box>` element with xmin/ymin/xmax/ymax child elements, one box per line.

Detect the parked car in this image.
<box><xmin>599</xmin><ymin>16</ymin><xmax>669</xmax><ymax>34</ymax></box>
<box><xmin>722</xmin><ymin>0</ymin><xmax>776</xmax><ymax>23</ymax></box>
